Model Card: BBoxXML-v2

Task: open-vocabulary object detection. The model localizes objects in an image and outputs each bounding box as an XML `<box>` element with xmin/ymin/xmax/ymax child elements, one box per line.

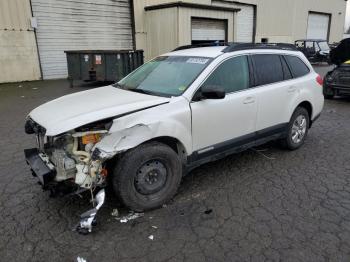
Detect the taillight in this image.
<box><xmin>316</xmin><ymin>75</ymin><xmax>323</xmax><ymax>86</ymax></box>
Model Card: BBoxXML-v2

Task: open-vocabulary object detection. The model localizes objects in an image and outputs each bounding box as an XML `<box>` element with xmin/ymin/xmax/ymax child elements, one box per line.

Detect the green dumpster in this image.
<box><xmin>65</xmin><ymin>50</ymin><xmax>144</xmax><ymax>87</ymax></box>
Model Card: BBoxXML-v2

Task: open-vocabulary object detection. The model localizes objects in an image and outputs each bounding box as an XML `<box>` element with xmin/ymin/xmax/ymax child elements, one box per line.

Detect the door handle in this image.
<box><xmin>288</xmin><ymin>86</ymin><xmax>297</xmax><ymax>93</ymax></box>
<box><xmin>243</xmin><ymin>97</ymin><xmax>255</xmax><ymax>104</ymax></box>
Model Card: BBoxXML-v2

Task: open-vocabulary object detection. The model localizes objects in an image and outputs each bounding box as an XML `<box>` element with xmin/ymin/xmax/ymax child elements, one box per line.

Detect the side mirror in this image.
<box><xmin>199</xmin><ymin>85</ymin><xmax>226</xmax><ymax>100</ymax></box>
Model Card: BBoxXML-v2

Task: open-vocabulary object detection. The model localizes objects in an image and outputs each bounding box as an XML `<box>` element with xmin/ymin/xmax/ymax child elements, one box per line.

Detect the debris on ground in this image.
<box><xmin>204</xmin><ymin>209</ymin><xmax>213</xmax><ymax>215</ymax></box>
<box><xmin>148</xmin><ymin>235</ymin><xmax>154</xmax><ymax>240</ymax></box>
<box><xmin>111</xmin><ymin>208</ymin><xmax>119</xmax><ymax>217</ymax></box>
<box><xmin>117</xmin><ymin>212</ymin><xmax>144</xmax><ymax>223</ymax></box>
<box><xmin>77</xmin><ymin>257</ymin><xmax>87</xmax><ymax>262</ymax></box>
<box><xmin>151</xmin><ymin>225</ymin><xmax>158</xmax><ymax>229</ymax></box>
<box><xmin>250</xmin><ymin>148</ymin><xmax>276</xmax><ymax>160</ymax></box>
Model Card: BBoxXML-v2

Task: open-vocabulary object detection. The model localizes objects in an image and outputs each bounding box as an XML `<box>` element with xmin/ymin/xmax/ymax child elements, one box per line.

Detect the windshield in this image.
<box><xmin>318</xmin><ymin>41</ymin><xmax>330</xmax><ymax>51</ymax></box>
<box><xmin>115</xmin><ymin>56</ymin><xmax>212</xmax><ymax>97</ymax></box>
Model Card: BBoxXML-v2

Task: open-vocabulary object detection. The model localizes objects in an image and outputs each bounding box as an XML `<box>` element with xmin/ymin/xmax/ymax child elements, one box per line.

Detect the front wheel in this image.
<box><xmin>281</xmin><ymin>107</ymin><xmax>310</xmax><ymax>150</ymax></box>
<box><xmin>112</xmin><ymin>142</ymin><xmax>182</xmax><ymax>212</ymax></box>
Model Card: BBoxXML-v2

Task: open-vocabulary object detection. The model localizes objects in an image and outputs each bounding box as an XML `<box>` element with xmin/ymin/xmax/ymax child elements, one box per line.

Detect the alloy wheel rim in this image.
<box><xmin>291</xmin><ymin>115</ymin><xmax>307</xmax><ymax>144</ymax></box>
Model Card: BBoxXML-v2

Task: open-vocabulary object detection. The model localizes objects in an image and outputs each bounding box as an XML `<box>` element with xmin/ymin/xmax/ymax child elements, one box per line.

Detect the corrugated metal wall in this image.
<box><xmin>31</xmin><ymin>0</ymin><xmax>133</xmax><ymax>79</ymax></box>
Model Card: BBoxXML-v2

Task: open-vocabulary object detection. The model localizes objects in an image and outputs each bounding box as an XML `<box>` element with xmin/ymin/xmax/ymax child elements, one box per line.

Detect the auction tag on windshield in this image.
<box><xmin>186</xmin><ymin>58</ymin><xmax>209</xmax><ymax>64</ymax></box>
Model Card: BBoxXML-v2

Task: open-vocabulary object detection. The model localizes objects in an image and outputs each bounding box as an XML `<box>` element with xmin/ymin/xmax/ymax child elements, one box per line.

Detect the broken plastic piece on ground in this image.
<box><xmin>75</xmin><ymin>189</ymin><xmax>106</xmax><ymax>234</ymax></box>
<box><xmin>117</xmin><ymin>212</ymin><xmax>144</xmax><ymax>223</ymax></box>
<box><xmin>111</xmin><ymin>208</ymin><xmax>119</xmax><ymax>217</ymax></box>
<box><xmin>204</xmin><ymin>209</ymin><xmax>213</xmax><ymax>215</ymax></box>
<box><xmin>148</xmin><ymin>235</ymin><xmax>154</xmax><ymax>240</ymax></box>
<box><xmin>77</xmin><ymin>257</ymin><xmax>87</xmax><ymax>262</ymax></box>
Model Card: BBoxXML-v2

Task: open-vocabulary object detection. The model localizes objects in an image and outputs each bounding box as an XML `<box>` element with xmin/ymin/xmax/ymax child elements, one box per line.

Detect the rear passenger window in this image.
<box><xmin>281</xmin><ymin>56</ymin><xmax>292</xmax><ymax>80</ymax></box>
<box><xmin>252</xmin><ymin>54</ymin><xmax>284</xmax><ymax>86</ymax></box>
<box><xmin>284</xmin><ymin>55</ymin><xmax>310</xmax><ymax>78</ymax></box>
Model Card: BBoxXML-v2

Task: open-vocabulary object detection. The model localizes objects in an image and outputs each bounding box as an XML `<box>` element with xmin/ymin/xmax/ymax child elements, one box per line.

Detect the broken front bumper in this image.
<box><xmin>24</xmin><ymin>148</ymin><xmax>56</xmax><ymax>189</ymax></box>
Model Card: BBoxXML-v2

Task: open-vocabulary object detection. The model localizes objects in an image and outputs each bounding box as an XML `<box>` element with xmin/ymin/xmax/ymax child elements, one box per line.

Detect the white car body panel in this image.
<box><xmin>95</xmin><ymin>96</ymin><xmax>192</xmax><ymax>156</ymax></box>
<box><xmin>191</xmin><ymin>88</ymin><xmax>258</xmax><ymax>151</ymax></box>
<box><xmin>29</xmin><ymin>86</ymin><xmax>170</xmax><ymax>136</ymax></box>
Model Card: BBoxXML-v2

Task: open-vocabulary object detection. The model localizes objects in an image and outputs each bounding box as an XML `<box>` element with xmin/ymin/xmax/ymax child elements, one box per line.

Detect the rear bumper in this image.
<box><xmin>24</xmin><ymin>148</ymin><xmax>56</xmax><ymax>189</ymax></box>
<box><xmin>329</xmin><ymin>85</ymin><xmax>350</xmax><ymax>94</ymax></box>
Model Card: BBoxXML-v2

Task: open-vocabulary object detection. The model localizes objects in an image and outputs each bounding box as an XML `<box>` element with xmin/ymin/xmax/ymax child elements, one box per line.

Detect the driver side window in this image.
<box><xmin>203</xmin><ymin>56</ymin><xmax>250</xmax><ymax>93</ymax></box>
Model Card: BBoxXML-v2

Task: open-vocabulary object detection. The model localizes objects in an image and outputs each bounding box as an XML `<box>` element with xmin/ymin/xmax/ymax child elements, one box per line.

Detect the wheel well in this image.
<box><xmin>148</xmin><ymin>136</ymin><xmax>188</xmax><ymax>164</ymax></box>
<box><xmin>297</xmin><ymin>101</ymin><xmax>313</xmax><ymax>126</ymax></box>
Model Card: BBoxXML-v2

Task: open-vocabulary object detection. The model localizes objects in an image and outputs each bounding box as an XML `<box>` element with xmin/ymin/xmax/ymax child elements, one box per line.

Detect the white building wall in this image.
<box><xmin>135</xmin><ymin>0</ymin><xmax>346</xmax><ymax>59</ymax></box>
<box><xmin>0</xmin><ymin>0</ymin><xmax>41</xmax><ymax>83</ymax></box>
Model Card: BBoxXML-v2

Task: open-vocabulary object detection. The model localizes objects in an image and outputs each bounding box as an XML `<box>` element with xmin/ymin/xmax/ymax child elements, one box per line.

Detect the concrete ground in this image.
<box><xmin>1</xmin><ymin>66</ymin><xmax>350</xmax><ymax>262</ymax></box>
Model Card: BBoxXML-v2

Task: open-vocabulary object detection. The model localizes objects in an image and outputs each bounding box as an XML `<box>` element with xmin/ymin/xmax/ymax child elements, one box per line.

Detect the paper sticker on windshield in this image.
<box><xmin>186</xmin><ymin>58</ymin><xmax>209</xmax><ymax>64</ymax></box>
<box><xmin>178</xmin><ymin>85</ymin><xmax>186</xmax><ymax>91</ymax></box>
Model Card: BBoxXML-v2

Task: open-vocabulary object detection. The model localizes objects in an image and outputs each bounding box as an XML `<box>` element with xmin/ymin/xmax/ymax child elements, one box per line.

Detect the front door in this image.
<box><xmin>190</xmin><ymin>55</ymin><xmax>258</xmax><ymax>158</ymax></box>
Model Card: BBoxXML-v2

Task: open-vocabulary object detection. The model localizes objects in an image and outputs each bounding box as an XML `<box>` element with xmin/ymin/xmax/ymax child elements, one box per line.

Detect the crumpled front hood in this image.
<box><xmin>29</xmin><ymin>85</ymin><xmax>170</xmax><ymax>136</ymax></box>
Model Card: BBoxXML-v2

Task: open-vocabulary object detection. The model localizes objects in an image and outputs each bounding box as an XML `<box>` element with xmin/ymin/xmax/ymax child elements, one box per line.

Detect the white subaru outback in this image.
<box><xmin>24</xmin><ymin>43</ymin><xmax>324</xmax><ymax>232</ymax></box>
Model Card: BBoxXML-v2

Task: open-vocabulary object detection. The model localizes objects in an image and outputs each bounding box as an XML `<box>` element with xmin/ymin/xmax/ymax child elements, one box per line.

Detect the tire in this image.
<box><xmin>281</xmin><ymin>107</ymin><xmax>310</xmax><ymax>150</ymax></box>
<box><xmin>112</xmin><ymin>142</ymin><xmax>182</xmax><ymax>212</ymax></box>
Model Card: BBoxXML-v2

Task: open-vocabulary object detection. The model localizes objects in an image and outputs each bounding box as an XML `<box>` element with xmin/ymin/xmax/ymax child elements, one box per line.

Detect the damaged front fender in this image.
<box><xmin>93</xmin><ymin>98</ymin><xmax>192</xmax><ymax>159</ymax></box>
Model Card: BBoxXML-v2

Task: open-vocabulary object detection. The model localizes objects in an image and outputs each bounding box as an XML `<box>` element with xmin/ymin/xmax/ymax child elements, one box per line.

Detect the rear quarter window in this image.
<box><xmin>284</xmin><ymin>55</ymin><xmax>310</xmax><ymax>78</ymax></box>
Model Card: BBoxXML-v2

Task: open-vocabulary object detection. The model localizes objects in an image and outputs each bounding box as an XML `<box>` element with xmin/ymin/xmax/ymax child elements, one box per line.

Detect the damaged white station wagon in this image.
<box><xmin>24</xmin><ymin>43</ymin><xmax>324</xmax><ymax>233</ymax></box>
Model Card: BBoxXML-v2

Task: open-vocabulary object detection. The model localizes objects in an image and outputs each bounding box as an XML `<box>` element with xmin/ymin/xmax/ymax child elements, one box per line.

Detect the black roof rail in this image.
<box><xmin>172</xmin><ymin>42</ymin><xmax>298</xmax><ymax>53</ymax></box>
<box><xmin>173</xmin><ymin>41</ymin><xmax>229</xmax><ymax>51</ymax></box>
<box><xmin>222</xmin><ymin>43</ymin><xmax>298</xmax><ymax>52</ymax></box>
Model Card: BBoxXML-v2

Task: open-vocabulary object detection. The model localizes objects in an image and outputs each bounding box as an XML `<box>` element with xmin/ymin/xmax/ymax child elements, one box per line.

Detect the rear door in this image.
<box><xmin>252</xmin><ymin>54</ymin><xmax>296</xmax><ymax>137</ymax></box>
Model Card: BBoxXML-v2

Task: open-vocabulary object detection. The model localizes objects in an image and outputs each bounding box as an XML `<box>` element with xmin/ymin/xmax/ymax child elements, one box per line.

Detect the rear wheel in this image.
<box><xmin>281</xmin><ymin>107</ymin><xmax>310</xmax><ymax>150</ymax></box>
<box><xmin>112</xmin><ymin>142</ymin><xmax>182</xmax><ymax>212</ymax></box>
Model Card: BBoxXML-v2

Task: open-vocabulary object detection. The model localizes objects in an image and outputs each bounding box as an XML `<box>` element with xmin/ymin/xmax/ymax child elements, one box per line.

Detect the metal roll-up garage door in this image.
<box><xmin>307</xmin><ymin>12</ymin><xmax>330</xmax><ymax>40</ymax></box>
<box><xmin>191</xmin><ymin>18</ymin><xmax>226</xmax><ymax>43</ymax></box>
<box><xmin>31</xmin><ymin>0</ymin><xmax>133</xmax><ymax>79</ymax></box>
<box><xmin>236</xmin><ymin>5</ymin><xmax>254</xmax><ymax>43</ymax></box>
